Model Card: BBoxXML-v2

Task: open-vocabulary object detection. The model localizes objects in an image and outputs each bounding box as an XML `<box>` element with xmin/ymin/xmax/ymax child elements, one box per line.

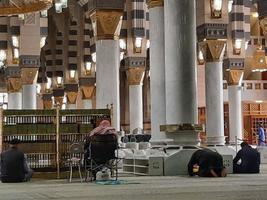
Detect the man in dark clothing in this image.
<box><xmin>0</xmin><ymin>138</ymin><xmax>33</xmax><ymax>183</ymax></box>
<box><xmin>233</xmin><ymin>142</ymin><xmax>260</xmax><ymax>174</ymax></box>
<box><xmin>188</xmin><ymin>149</ymin><xmax>227</xmax><ymax>177</ymax></box>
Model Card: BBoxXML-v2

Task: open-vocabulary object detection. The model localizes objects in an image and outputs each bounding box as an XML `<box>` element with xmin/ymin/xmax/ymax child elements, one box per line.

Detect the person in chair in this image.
<box><xmin>188</xmin><ymin>149</ymin><xmax>227</xmax><ymax>177</ymax></box>
<box><xmin>257</xmin><ymin>123</ymin><xmax>266</xmax><ymax>146</ymax></box>
<box><xmin>233</xmin><ymin>142</ymin><xmax>260</xmax><ymax>174</ymax></box>
<box><xmin>0</xmin><ymin>138</ymin><xmax>33</xmax><ymax>183</ymax></box>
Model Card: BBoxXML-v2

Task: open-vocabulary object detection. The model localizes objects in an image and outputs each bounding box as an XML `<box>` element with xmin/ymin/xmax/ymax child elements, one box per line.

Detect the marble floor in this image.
<box><xmin>0</xmin><ymin>172</ymin><xmax>267</xmax><ymax>200</ymax></box>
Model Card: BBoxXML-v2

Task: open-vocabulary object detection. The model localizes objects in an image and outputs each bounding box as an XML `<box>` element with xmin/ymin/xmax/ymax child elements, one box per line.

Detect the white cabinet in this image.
<box><xmin>122</xmin><ymin>157</ymin><xmax>164</xmax><ymax>176</ymax></box>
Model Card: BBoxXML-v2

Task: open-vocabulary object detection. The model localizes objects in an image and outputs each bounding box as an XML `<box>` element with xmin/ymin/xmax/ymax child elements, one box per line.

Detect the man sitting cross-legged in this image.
<box><xmin>0</xmin><ymin>138</ymin><xmax>33</xmax><ymax>183</ymax></box>
<box><xmin>233</xmin><ymin>142</ymin><xmax>260</xmax><ymax>174</ymax></box>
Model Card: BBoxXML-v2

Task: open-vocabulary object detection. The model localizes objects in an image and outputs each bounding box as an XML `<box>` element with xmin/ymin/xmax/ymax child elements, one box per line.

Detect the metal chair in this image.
<box><xmin>68</xmin><ymin>143</ymin><xmax>83</xmax><ymax>183</ymax></box>
<box><xmin>84</xmin><ymin>134</ymin><xmax>119</xmax><ymax>182</ymax></box>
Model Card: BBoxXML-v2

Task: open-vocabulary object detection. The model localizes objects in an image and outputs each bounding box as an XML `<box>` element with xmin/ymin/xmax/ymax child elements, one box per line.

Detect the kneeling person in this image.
<box><xmin>188</xmin><ymin>149</ymin><xmax>227</xmax><ymax>177</ymax></box>
<box><xmin>233</xmin><ymin>142</ymin><xmax>260</xmax><ymax>174</ymax></box>
<box><xmin>0</xmin><ymin>139</ymin><xmax>33</xmax><ymax>183</ymax></box>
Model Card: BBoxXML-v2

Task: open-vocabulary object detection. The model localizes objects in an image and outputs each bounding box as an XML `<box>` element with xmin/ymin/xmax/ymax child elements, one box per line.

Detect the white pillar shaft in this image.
<box><xmin>67</xmin><ymin>104</ymin><xmax>76</xmax><ymax>109</ymax></box>
<box><xmin>205</xmin><ymin>62</ymin><xmax>225</xmax><ymax>145</ymax></box>
<box><xmin>96</xmin><ymin>40</ymin><xmax>120</xmax><ymax>130</ymax></box>
<box><xmin>164</xmin><ymin>0</ymin><xmax>198</xmax><ymax>124</ymax></box>
<box><xmin>8</xmin><ymin>92</ymin><xmax>22</xmax><ymax>109</ymax></box>
<box><xmin>82</xmin><ymin>99</ymin><xmax>92</xmax><ymax>109</ymax></box>
<box><xmin>22</xmin><ymin>84</ymin><xmax>37</xmax><ymax>109</ymax></box>
<box><xmin>229</xmin><ymin>85</ymin><xmax>243</xmax><ymax>144</ymax></box>
<box><xmin>129</xmin><ymin>85</ymin><xmax>143</xmax><ymax>132</ymax></box>
<box><xmin>150</xmin><ymin>6</ymin><xmax>166</xmax><ymax>140</ymax></box>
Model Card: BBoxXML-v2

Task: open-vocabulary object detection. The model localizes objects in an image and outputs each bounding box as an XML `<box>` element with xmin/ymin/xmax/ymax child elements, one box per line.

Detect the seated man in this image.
<box><xmin>84</xmin><ymin>120</ymin><xmax>117</xmax><ymax>150</ymax></box>
<box><xmin>84</xmin><ymin>120</ymin><xmax>117</xmax><ymax>180</ymax></box>
<box><xmin>188</xmin><ymin>149</ymin><xmax>227</xmax><ymax>177</ymax></box>
<box><xmin>0</xmin><ymin>138</ymin><xmax>33</xmax><ymax>183</ymax></box>
<box><xmin>233</xmin><ymin>142</ymin><xmax>260</xmax><ymax>174</ymax></box>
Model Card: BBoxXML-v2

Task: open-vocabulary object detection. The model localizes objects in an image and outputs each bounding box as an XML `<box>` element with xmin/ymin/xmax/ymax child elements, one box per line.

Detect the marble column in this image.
<box><xmin>96</xmin><ymin>40</ymin><xmax>120</xmax><ymax>129</ymax></box>
<box><xmin>227</xmin><ymin>70</ymin><xmax>244</xmax><ymax>144</ymax></box>
<box><xmin>8</xmin><ymin>93</ymin><xmax>22</xmax><ymax>109</ymax></box>
<box><xmin>7</xmin><ymin>78</ymin><xmax>22</xmax><ymax>109</ymax></box>
<box><xmin>21</xmin><ymin>68</ymin><xmax>38</xmax><ymax>109</ymax></box>
<box><xmin>200</xmin><ymin>40</ymin><xmax>226</xmax><ymax>145</ymax></box>
<box><xmin>20</xmin><ymin>14</ymin><xmax>41</xmax><ymax>109</ymax></box>
<box><xmin>127</xmin><ymin>68</ymin><xmax>145</xmax><ymax>132</ymax></box>
<box><xmin>164</xmin><ymin>0</ymin><xmax>198</xmax><ymax>124</ymax></box>
<box><xmin>82</xmin><ymin>100</ymin><xmax>93</xmax><ymax>109</ymax></box>
<box><xmin>67</xmin><ymin>104</ymin><xmax>76</xmax><ymax>109</ymax></box>
<box><xmin>148</xmin><ymin>0</ymin><xmax>166</xmax><ymax>140</ymax></box>
<box><xmin>163</xmin><ymin>0</ymin><xmax>201</xmax><ymax>145</ymax></box>
<box><xmin>22</xmin><ymin>84</ymin><xmax>37</xmax><ymax>109</ymax></box>
<box><xmin>89</xmin><ymin>9</ymin><xmax>123</xmax><ymax>130</ymax></box>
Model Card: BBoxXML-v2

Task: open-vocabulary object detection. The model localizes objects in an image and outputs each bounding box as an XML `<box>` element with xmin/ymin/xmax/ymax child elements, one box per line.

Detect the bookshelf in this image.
<box><xmin>0</xmin><ymin>108</ymin><xmax>111</xmax><ymax>177</ymax></box>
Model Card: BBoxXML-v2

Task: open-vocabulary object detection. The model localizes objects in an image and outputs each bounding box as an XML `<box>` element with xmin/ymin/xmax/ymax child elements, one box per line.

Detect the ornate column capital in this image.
<box><xmin>54</xmin><ymin>96</ymin><xmax>64</xmax><ymax>107</ymax></box>
<box><xmin>199</xmin><ymin>40</ymin><xmax>226</xmax><ymax>62</ymax></box>
<box><xmin>43</xmin><ymin>100</ymin><xmax>53</xmax><ymax>109</ymax></box>
<box><xmin>226</xmin><ymin>69</ymin><xmax>244</xmax><ymax>86</ymax></box>
<box><xmin>65</xmin><ymin>83</ymin><xmax>78</xmax><ymax>104</ymax></box>
<box><xmin>81</xmin><ymin>86</ymin><xmax>95</xmax><ymax>100</ymax></box>
<box><xmin>89</xmin><ymin>10</ymin><xmax>123</xmax><ymax>40</ymax></box>
<box><xmin>147</xmin><ymin>0</ymin><xmax>164</xmax><ymax>8</ymax></box>
<box><xmin>53</xmin><ymin>88</ymin><xmax>64</xmax><ymax>107</ymax></box>
<box><xmin>21</xmin><ymin>68</ymin><xmax>38</xmax><ymax>85</ymax></box>
<box><xmin>66</xmin><ymin>91</ymin><xmax>78</xmax><ymax>104</ymax></box>
<box><xmin>127</xmin><ymin>67</ymin><xmax>146</xmax><ymax>86</ymax></box>
<box><xmin>7</xmin><ymin>78</ymin><xmax>22</xmax><ymax>93</ymax></box>
<box><xmin>42</xmin><ymin>93</ymin><xmax>53</xmax><ymax>109</ymax></box>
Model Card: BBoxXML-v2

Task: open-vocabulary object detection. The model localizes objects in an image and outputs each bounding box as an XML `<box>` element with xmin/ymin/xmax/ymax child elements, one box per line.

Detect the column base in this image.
<box><xmin>206</xmin><ymin>136</ymin><xmax>226</xmax><ymax>146</ymax></box>
<box><xmin>228</xmin><ymin>140</ymin><xmax>243</xmax><ymax>146</ymax></box>
<box><xmin>149</xmin><ymin>139</ymin><xmax>173</xmax><ymax>147</ymax></box>
<box><xmin>160</xmin><ymin>124</ymin><xmax>203</xmax><ymax>146</ymax></box>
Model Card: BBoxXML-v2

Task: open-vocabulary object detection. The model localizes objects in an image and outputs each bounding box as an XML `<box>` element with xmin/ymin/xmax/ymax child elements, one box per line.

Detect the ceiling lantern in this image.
<box><xmin>84</xmin><ymin>62</ymin><xmax>92</xmax><ymax>75</ymax></box>
<box><xmin>233</xmin><ymin>39</ymin><xmax>242</xmax><ymax>55</ymax></box>
<box><xmin>228</xmin><ymin>0</ymin><xmax>233</xmax><ymax>13</ymax></box>
<box><xmin>0</xmin><ymin>50</ymin><xmax>7</xmax><ymax>68</ymax></box>
<box><xmin>210</xmin><ymin>0</ymin><xmax>223</xmax><ymax>18</ymax></box>
<box><xmin>54</xmin><ymin>0</ymin><xmax>68</xmax><ymax>13</ymax></box>
<box><xmin>0</xmin><ymin>0</ymin><xmax>52</xmax><ymax>16</ymax></box>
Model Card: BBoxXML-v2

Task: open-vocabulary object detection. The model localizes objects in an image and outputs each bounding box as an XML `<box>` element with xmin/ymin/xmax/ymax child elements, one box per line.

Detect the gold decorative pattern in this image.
<box><xmin>21</xmin><ymin>68</ymin><xmax>38</xmax><ymax>85</ymax></box>
<box><xmin>54</xmin><ymin>96</ymin><xmax>64</xmax><ymax>107</ymax></box>
<box><xmin>81</xmin><ymin>86</ymin><xmax>95</xmax><ymax>100</ymax></box>
<box><xmin>90</xmin><ymin>10</ymin><xmax>123</xmax><ymax>40</ymax></box>
<box><xmin>7</xmin><ymin>78</ymin><xmax>22</xmax><ymax>93</ymax></box>
<box><xmin>127</xmin><ymin>67</ymin><xmax>146</xmax><ymax>85</ymax></box>
<box><xmin>43</xmin><ymin>100</ymin><xmax>53</xmax><ymax>110</ymax></box>
<box><xmin>252</xmin><ymin>48</ymin><xmax>267</xmax><ymax>71</ymax></box>
<box><xmin>147</xmin><ymin>0</ymin><xmax>164</xmax><ymax>8</ymax></box>
<box><xmin>0</xmin><ymin>0</ymin><xmax>52</xmax><ymax>16</ymax></box>
<box><xmin>260</xmin><ymin>18</ymin><xmax>267</xmax><ymax>36</ymax></box>
<box><xmin>199</xmin><ymin>40</ymin><xmax>226</xmax><ymax>62</ymax></box>
<box><xmin>66</xmin><ymin>92</ymin><xmax>78</xmax><ymax>104</ymax></box>
<box><xmin>226</xmin><ymin>70</ymin><xmax>244</xmax><ymax>86</ymax></box>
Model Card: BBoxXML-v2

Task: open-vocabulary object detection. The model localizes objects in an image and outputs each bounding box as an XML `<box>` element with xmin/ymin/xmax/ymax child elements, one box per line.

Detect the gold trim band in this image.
<box><xmin>0</xmin><ymin>1</ymin><xmax>52</xmax><ymax>16</ymax></box>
